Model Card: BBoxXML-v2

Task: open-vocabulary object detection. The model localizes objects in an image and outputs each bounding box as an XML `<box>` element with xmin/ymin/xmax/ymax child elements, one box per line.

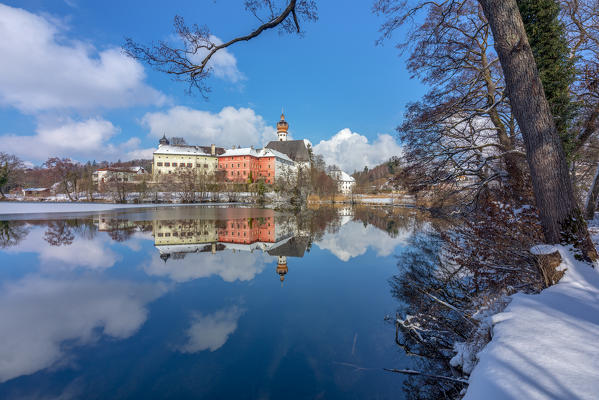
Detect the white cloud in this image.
<box><xmin>0</xmin><ymin>276</ymin><xmax>165</xmax><ymax>382</ymax></box>
<box><xmin>313</xmin><ymin>128</ymin><xmax>403</xmax><ymax>173</ymax></box>
<box><xmin>316</xmin><ymin>220</ymin><xmax>411</xmax><ymax>262</ymax></box>
<box><xmin>0</xmin><ymin>4</ymin><xmax>165</xmax><ymax>113</ymax></box>
<box><xmin>190</xmin><ymin>36</ymin><xmax>244</xmax><ymax>83</ymax></box>
<box><xmin>0</xmin><ymin>118</ymin><xmax>150</xmax><ymax>162</ymax></box>
<box><xmin>141</xmin><ymin>106</ymin><xmax>278</xmax><ymax>148</ymax></box>
<box><xmin>144</xmin><ymin>250</ymin><xmax>272</xmax><ymax>283</ymax></box>
<box><xmin>179</xmin><ymin>306</ymin><xmax>244</xmax><ymax>353</ymax></box>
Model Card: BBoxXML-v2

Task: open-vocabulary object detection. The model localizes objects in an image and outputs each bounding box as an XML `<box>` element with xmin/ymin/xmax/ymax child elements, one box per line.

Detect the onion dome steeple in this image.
<box><xmin>277</xmin><ymin>112</ymin><xmax>289</xmax><ymax>141</ymax></box>
<box><xmin>159</xmin><ymin>133</ymin><xmax>170</xmax><ymax>146</ymax></box>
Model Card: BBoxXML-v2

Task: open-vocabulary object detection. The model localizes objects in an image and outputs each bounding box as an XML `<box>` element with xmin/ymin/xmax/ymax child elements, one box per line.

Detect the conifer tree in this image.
<box><xmin>517</xmin><ymin>0</ymin><xmax>577</xmax><ymax>158</ymax></box>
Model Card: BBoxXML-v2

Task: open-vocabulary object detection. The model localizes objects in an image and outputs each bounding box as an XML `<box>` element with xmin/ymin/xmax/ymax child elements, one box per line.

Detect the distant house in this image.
<box><xmin>329</xmin><ymin>170</ymin><xmax>356</xmax><ymax>194</ymax></box>
<box><xmin>93</xmin><ymin>166</ymin><xmax>148</xmax><ymax>186</ymax></box>
<box><xmin>22</xmin><ymin>187</ymin><xmax>51</xmax><ymax>197</ymax></box>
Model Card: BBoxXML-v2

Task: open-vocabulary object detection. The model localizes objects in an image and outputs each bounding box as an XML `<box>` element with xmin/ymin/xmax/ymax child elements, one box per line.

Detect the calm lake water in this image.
<box><xmin>0</xmin><ymin>205</ymin><xmax>433</xmax><ymax>399</ymax></box>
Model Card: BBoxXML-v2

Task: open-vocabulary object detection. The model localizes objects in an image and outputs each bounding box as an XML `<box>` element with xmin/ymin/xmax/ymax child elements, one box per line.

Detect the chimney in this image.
<box><xmin>211</xmin><ymin>144</ymin><xmax>216</xmax><ymax>156</ymax></box>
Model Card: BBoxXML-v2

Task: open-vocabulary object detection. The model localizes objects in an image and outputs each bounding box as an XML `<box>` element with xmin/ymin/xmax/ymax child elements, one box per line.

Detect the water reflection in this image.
<box><xmin>0</xmin><ymin>205</ymin><xmax>433</xmax><ymax>399</ymax></box>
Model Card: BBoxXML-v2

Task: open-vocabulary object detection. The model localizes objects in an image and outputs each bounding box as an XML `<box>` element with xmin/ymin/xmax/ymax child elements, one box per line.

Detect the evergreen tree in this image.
<box><xmin>517</xmin><ymin>0</ymin><xmax>577</xmax><ymax>158</ymax></box>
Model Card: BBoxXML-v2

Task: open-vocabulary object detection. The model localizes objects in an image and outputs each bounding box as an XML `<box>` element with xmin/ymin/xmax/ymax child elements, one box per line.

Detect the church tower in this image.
<box><xmin>159</xmin><ymin>133</ymin><xmax>170</xmax><ymax>147</ymax></box>
<box><xmin>277</xmin><ymin>113</ymin><xmax>289</xmax><ymax>141</ymax></box>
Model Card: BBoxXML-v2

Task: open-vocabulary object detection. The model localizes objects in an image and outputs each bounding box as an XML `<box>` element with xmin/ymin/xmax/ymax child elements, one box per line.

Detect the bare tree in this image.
<box><xmin>0</xmin><ymin>153</ymin><xmax>24</xmax><ymax>198</ymax></box>
<box><xmin>105</xmin><ymin>174</ymin><xmax>131</xmax><ymax>203</ymax></box>
<box><xmin>124</xmin><ymin>0</ymin><xmax>318</xmax><ymax>96</ymax></box>
<box><xmin>170</xmin><ymin>137</ymin><xmax>188</xmax><ymax>145</ymax></box>
<box><xmin>375</xmin><ymin>0</ymin><xmax>527</xmax><ymax>202</ymax></box>
<box><xmin>44</xmin><ymin>157</ymin><xmax>80</xmax><ymax>201</ymax></box>
<box><xmin>478</xmin><ymin>0</ymin><xmax>597</xmax><ymax>259</ymax></box>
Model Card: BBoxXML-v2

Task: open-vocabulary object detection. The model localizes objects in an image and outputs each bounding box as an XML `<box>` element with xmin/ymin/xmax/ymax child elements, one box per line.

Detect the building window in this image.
<box><xmin>204</xmin><ymin>164</ymin><xmax>208</xmax><ymax>168</ymax></box>
<box><xmin>187</xmin><ymin>163</ymin><xmax>192</xmax><ymax>167</ymax></box>
<box><xmin>165</xmin><ymin>162</ymin><xmax>170</xmax><ymax>167</ymax></box>
<box><xmin>172</xmin><ymin>162</ymin><xmax>177</xmax><ymax>167</ymax></box>
<box><xmin>157</xmin><ymin>162</ymin><xmax>163</xmax><ymax>166</ymax></box>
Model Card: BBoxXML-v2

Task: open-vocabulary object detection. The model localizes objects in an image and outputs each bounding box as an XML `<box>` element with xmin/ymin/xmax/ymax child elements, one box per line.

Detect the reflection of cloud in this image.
<box><xmin>316</xmin><ymin>221</ymin><xmax>411</xmax><ymax>262</ymax></box>
<box><xmin>0</xmin><ymin>276</ymin><xmax>165</xmax><ymax>382</ymax></box>
<box><xmin>4</xmin><ymin>227</ymin><xmax>120</xmax><ymax>270</ymax></box>
<box><xmin>179</xmin><ymin>306</ymin><xmax>244</xmax><ymax>353</ymax></box>
<box><xmin>144</xmin><ymin>250</ymin><xmax>271</xmax><ymax>283</ymax></box>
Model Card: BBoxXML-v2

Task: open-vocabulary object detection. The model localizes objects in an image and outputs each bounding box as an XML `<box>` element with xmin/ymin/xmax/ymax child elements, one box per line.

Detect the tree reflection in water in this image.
<box><xmin>0</xmin><ymin>220</ymin><xmax>30</xmax><ymax>248</ymax></box>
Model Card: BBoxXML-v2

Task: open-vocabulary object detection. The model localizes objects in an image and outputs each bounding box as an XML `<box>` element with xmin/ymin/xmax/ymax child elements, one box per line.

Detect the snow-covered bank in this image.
<box><xmin>463</xmin><ymin>240</ymin><xmax>599</xmax><ymax>399</ymax></box>
<box><xmin>0</xmin><ymin>202</ymin><xmax>233</xmax><ymax>218</ymax></box>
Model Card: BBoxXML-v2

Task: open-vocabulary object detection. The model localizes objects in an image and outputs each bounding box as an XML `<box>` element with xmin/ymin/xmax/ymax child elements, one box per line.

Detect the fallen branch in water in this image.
<box><xmin>383</xmin><ymin>368</ymin><xmax>469</xmax><ymax>384</ymax></box>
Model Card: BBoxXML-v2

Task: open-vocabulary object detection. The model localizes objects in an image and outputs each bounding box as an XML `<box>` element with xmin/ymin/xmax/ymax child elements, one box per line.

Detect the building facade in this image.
<box><xmin>152</xmin><ymin>135</ymin><xmax>225</xmax><ymax>180</ymax></box>
<box><xmin>329</xmin><ymin>169</ymin><xmax>356</xmax><ymax>194</ymax></box>
<box><xmin>93</xmin><ymin>166</ymin><xmax>148</xmax><ymax>187</ymax></box>
<box><xmin>217</xmin><ymin>147</ymin><xmax>295</xmax><ymax>184</ymax></box>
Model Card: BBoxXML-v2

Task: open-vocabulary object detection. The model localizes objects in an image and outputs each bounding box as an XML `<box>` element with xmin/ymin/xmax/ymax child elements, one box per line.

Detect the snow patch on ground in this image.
<box><xmin>463</xmin><ymin>239</ymin><xmax>599</xmax><ymax>399</ymax></box>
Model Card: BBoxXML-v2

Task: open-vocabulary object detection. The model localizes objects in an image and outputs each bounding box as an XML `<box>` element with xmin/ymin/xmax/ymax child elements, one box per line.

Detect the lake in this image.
<box><xmin>0</xmin><ymin>204</ymin><xmax>433</xmax><ymax>399</ymax></box>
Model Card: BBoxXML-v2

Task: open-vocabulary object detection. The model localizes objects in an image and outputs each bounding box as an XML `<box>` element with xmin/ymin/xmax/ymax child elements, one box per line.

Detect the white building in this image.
<box><xmin>92</xmin><ymin>166</ymin><xmax>148</xmax><ymax>186</ymax></box>
<box><xmin>152</xmin><ymin>135</ymin><xmax>225</xmax><ymax>179</ymax></box>
<box><xmin>329</xmin><ymin>169</ymin><xmax>356</xmax><ymax>194</ymax></box>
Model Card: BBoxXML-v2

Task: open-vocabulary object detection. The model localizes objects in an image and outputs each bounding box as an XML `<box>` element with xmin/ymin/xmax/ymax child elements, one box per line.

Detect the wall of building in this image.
<box><xmin>153</xmin><ymin>153</ymin><xmax>218</xmax><ymax>179</ymax></box>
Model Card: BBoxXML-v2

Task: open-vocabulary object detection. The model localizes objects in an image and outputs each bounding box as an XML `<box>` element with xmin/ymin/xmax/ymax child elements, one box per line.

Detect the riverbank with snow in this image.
<box><xmin>463</xmin><ymin>220</ymin><xmax>599</xmax><ymax>399</ymax></box>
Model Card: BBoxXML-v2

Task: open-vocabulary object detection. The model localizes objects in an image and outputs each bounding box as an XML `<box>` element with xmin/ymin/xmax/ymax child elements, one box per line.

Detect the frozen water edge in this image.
<box><xmin>463</xmin><ymin>219</ymin><xmax>599</xmax><ymax>400</ymax></box>
<box><xmin>0</xmin><ymin>201</ymin><xmax>238</xmax><ymax>219</ymax></box>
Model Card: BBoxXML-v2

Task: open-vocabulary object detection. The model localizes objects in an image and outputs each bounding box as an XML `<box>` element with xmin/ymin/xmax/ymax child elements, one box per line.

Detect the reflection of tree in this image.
<box><xmin>43</xmin><ymin>221</ymin><xmax>75</xmax><ymax>246</ymax></box>
<box><xmin>391</xmin><ymin>196</ymin><xmax>544</xmax><ymax>399</ymax></box>
<box><xmin>0</xmin><ymin>221</ymin><xmax>30</xmax><ymax>248</ymax></box>
<box><xmin>106</xmin><ymin>220</ymin><xmax>136</xmax><ymax>242</ymax></box>
<box><xmin>390</xmin><ymin>232</ymin><xmax>467</xmax><ymax>399</ymax></box>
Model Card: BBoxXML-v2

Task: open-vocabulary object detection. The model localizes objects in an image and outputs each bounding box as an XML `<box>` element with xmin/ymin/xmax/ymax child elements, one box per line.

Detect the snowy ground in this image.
<box><xmin>463</xmin><ymin>217</ymin><xmax>599</xmax><ymax>399</ymax></box>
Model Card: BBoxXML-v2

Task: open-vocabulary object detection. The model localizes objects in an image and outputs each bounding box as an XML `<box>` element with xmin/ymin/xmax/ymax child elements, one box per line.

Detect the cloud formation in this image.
<box><xmin>0</xmin><ymin>118</ymin><xmax>154</xmax><ymax>162</ymax></box>
<box><xmin>179</xmin><ymin>306</ymin><xmax>244</xmax><ymax>353</ymax></box>
<box><xmin>141</xmin><ymin>106</ymin><xmax>278</xmax><ymax>148</ymax></box>
<box><xmin>313</xmin><ymin>128</ymin><xmax>403</xmax><ymax>173</ymax></box>
<box><xmin>0</xmin><ymin>4</ymin><xmax>165</xmax><ymax>113</ymax></box>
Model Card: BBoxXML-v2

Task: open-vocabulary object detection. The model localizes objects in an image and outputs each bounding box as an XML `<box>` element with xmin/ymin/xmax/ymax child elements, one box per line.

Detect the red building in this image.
<box><xmin>217</xmin><ymin>147</ymin><xmax>293</xmax><ymax>184</ymax></box>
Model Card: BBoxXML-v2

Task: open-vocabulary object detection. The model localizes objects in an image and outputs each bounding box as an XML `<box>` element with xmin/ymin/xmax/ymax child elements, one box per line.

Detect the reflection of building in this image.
<box><xmin>276</xmin><ymin>256</ymin><xmax>288</xmax><ymax>282</ymax></box>
<box><xmin>152</xmin><ymin>135</ymin><xmax>225</xmax><ymax>179</ymax></box>
<box><xmin>93</xmin><ymin>215</ymin><xmax>138</xmax><ymax>231</ymax></box>
<box><xmin>153</xmin><ymin>218</ymin><xmax>218</xmax><ymax>255</ymax></box>
<box><xmin>151</xmin><ymin>209</ymin><xmax>309</xmax><ymax>284</ymax></box>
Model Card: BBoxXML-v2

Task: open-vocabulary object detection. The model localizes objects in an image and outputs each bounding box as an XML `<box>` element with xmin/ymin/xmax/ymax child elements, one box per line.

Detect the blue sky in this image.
<box><xmin>0</xmin><ymin>1</ymin><xmax>424</xmax><ymax>172</ymax></box>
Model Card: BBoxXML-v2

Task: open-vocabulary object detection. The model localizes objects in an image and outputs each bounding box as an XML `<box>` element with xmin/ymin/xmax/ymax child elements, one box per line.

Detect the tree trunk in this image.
<box><xmin>584</xmin><ymin>164</ymin><xmax>599</xmax><ymax>220</ymax></box>
<box><xmin>478</xmin><ymin>0</ymin><xmax>597</xmax><ymax>260</ymax></box>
